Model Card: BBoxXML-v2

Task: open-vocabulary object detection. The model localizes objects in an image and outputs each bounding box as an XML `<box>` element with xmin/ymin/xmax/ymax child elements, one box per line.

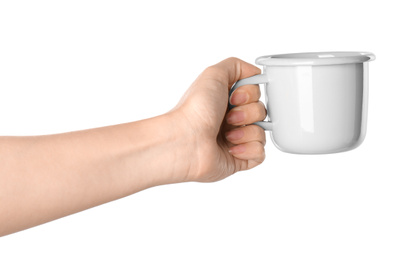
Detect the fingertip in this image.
<box><xmin>225</xmin><ymin>128</ymin><xmax>245</xmax><ymax>142</ymax></box>
<box><xmin>228</xmin><ymin>141</ymin><xmax>265</xmax><ymax>161</ymax></box>
<box><xmin>228</xmin><ymin>144</ymin><xmax>246</xmax><ymax>155</ymax></box>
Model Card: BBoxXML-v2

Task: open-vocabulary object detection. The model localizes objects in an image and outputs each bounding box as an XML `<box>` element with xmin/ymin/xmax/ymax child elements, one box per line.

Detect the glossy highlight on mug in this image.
<box><xmin>296</xmin><ymin>66</ymin><xmax>315</xmax><ymax>133</ymax></box>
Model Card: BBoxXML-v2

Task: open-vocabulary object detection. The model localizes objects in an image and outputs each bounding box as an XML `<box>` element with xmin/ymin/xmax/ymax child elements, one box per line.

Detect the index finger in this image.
<box><xmin>206</xmin><ymin>57</ymin><xmax>261</xmax><ymax>88</ymax></box>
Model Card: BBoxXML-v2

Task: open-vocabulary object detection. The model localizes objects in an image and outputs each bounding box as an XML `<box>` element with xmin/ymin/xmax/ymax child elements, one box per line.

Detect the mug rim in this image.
<box><xmin>256</xmin><ymin>51</ymin><xmax>375</xmax><ymax>66</ymax></box>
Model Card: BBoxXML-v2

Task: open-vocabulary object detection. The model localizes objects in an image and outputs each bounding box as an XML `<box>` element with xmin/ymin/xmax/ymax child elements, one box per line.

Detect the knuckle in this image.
<box><xmin>225</xmin><ymin>57</ymin><xmax>240</xmax><ymax>62</ymax></box>
<box><xmin>256</xmin><ymin>127</ymin><xmax>267</xmax><ymax>145</ymax></box>
<box><xmin>201</xmin><ymin>66</ymin><xmax>227</xmax><ymax>85</ymax></box>
<box><xmin>252</xmin><ymin>85</ymin><xmax>261</xmax><ymax>99</ymax></box>
<box><xmin>248</xmin><ymin>141</ymin><xmax>262</xmax><ymax>153</ymax></box>
<box><xmin>255</xmin><ymin>142</ymin><xmax>265</xmax><ymax>154</ymax></box>
<box><xmin>250</xmin><ymin>142</ymin><xmax>266</xmax><ymax>164</ymax></box>
<box><xmin>249</xmin><ymin>124</ymin><xmax>265</xmax><ymax>138</ymax></box>
<box><xmin>256</xmin><ymin>124</ymin><xmax>265</xmax><ymax>135</ymax></box>
<box><xmin>258</xmin><ymin>150</ymin><xmax>266</xmax><ymax>163</ymax></box>
<box><xmin>243</xmin><ymin>85</ymin><xmax>261</xmax><ymax>103</ymax></box>
<box><xmin>256</xmin><ymin>101</ymin><xmax>267</xmax><ymax>119</ymax></box>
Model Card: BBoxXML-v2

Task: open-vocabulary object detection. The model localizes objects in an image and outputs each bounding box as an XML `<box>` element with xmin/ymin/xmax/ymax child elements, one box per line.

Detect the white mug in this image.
<box><xmin>230</xmin><ymin>52</ymin><xmax>375</xmax><ymax>154</ymax></box>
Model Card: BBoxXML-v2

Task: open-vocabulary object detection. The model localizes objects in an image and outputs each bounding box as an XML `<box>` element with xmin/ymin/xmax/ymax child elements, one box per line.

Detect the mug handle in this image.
<box><xmin>229</xmin><ymin>73</ymin><xmax>273</xmax><ymax>131</ymax></box>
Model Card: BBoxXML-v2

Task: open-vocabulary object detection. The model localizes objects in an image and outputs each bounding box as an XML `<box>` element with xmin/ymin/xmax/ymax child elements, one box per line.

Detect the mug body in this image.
<box><xmin>260</xmin><ymin>55</ymin><xmax>371</xmax><ymax>154</ymax></box>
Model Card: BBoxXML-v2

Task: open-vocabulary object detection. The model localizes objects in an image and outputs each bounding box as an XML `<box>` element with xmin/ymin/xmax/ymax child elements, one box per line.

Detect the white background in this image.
<box><xmin>0</xmin><ymin>0</ymin><xmax>409</xmax><ymax>259</ymax></box>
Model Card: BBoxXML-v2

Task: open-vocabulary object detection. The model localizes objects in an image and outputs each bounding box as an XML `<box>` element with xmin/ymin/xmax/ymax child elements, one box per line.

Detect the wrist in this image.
<box><xmin>128</xmin><ymin>111</ymin><xmax>197</xmax><ymax>186</ymax></box>
<box><xmin>162</xmin><ymin>108</ymin><xmax>219</xmax><ymax>183</ymax></box>
<box><xmin>161</xmin><ymin>111</ymin><xmax>199</xmax><ymax>183</ymax></box>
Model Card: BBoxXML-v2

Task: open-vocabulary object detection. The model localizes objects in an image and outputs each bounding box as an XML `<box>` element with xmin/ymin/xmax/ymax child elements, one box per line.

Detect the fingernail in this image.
<box><xmin>231</xmin><ymin>92</ymin><xmax>248</xmax><ymax>105</ymax></box>
<box><xmin>229</xmin><ymin>145</ymin><xmax>246</xmax><ymax>154</ymax></box>
<box><xmin>225</xmin><ymin>129</ymin><xmax>244</xmax><ymax>141</ymax></box>
<box><xmin>227</xmin><ymin>110</ymin><xmax>245</xmax><ymax>124</ymax></box>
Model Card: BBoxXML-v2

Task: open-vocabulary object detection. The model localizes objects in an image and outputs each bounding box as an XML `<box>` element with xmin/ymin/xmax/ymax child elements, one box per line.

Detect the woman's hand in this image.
<box><xmin>172</xmin><ymin>57</ymin><xmax>267</xmax><ymax>182</ymax></box>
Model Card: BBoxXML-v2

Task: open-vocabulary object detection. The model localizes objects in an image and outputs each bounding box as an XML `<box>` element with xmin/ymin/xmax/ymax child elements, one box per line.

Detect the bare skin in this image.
<box><xmin>0</xmin><ymin>57</ymin><xmax>267</xmax><ymax>236</ymax></box>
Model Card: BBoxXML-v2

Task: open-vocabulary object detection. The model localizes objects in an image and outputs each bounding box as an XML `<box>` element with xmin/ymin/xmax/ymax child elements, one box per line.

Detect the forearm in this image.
<box><xmin>0</xmin><ymin>112</ymin><xmax>191</xmax><ymax>236</ymax></box>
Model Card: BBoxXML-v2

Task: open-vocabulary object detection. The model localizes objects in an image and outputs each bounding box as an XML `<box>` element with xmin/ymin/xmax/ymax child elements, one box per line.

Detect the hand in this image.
<box><xmin>172</xmin><ymin>57</ymin><xmax>267</xmax><ymax>182</ymax></box>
